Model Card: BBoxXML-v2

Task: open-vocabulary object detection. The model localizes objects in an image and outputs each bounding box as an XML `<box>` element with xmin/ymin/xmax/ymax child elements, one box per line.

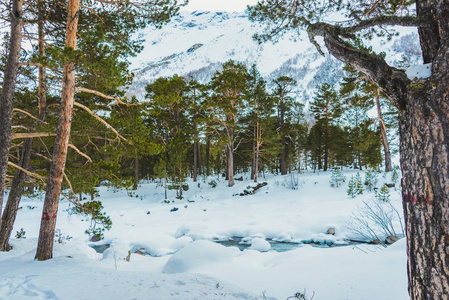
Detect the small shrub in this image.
<box><xmin>391</xmin><ymin>166</ymin><xmax>400</xmax><ymax>184</ymax></box>
<box><xmin>364</xmin><ymin>168</ymin><xmax>379</xmax><ymax>191</ymax></box>
<box><xmin>15</xmin><ymin>228</ymin><xmax>26</xmax><ymax>239</ymax></box>
<box><xmin>347</xmin><ymin>173</ymin><xmax>364</xmax><ymax>198</ymax></box>
<box><xmin>376</xmin><ymin>185</ymin><xmax>391</xmax><ymax>202</ymax></box>
<box><xmin>348</xmin><ymin>198</ymin><xmax>404</xmax><ymax>244</ymax></box>
<box><xmin>69</xmin><ymin>200</ymin><xmax>112</xmax><ymax>240</ymax></box>
<box><xmin>330</xmin><ymin>167</ymin><xmax>346</xmax><ymax>188</ymax></box>
<box><xmin>208</xmin><ymin>180</ymin><xmax>217</xmax><ymax>188</ymax></box>
<box><xmin>55</xmin><ymin>229</ymin><xmax>72</xmax><ymax>244</ymax></box>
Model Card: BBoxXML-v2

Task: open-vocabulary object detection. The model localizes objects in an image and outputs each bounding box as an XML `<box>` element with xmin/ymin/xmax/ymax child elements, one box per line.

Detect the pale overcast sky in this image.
<box><xmin>182</xmin><ymin>0</ymin><xmax>259</xmax><ymax>12</ymax></box>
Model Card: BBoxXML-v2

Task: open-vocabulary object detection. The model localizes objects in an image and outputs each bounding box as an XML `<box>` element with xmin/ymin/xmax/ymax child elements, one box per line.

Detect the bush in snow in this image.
<box><xmin>208</xmin><ymin>180</ymin><xmax>217</xmax><ymax>188</ymax></box>
<box><xmin>347</xmin><ymin>173</ymin><xmax>364</xmax><ymax>198</ymax></box>
<box><xmin>391</xmin><ymin>166</ymin><xmax>400</xmax><ymax>185</ymax></box>
<box><xmin>69</xmin><ymin>200</ymin><xmax>112</xmax><ymax>240</ymax></box>
<box><xmin>376</xmin><ymin>185</ymin><xmax>391</xmax><ymax>202</ymax></box>
<box><xmin>15</xmin><ymin>228</ymin><xmax>26</xmax><ymax>239</ymax></box>
<box><xmin>348</xmin><ymin>198</ymin><xmax>404</xmax><ymax>244</ymax></box>
<box><xmin>364</xmin><ymin>168</ymin><xmax>379</xmax><ymax>191</ymax></box>
<box><xmin>329</xmin><ymin>167</ymin><xmax>346</xmax><ymax>188</ymax></box>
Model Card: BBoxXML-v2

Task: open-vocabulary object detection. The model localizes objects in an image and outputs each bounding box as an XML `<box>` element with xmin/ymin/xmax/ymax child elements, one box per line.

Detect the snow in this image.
<box><xmin>163</xmin><ymin>240</ymin><xmax>233</xmax><ymax>274</ymax></box>
<box><xmin>406</xmin><ymin>63</ymin><xmax>432</xmax><ymax>80</ymax></box>
<box><xmin>0</xmin><ymin>170</ymin><xmax>408</xmax><ymax>299</ymax></box>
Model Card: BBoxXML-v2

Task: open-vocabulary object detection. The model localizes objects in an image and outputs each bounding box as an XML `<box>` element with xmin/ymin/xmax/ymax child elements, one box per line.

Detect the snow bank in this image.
<box><xmin>249</xmin><ymin>238</ymin><xmax>271</xmax><ymax>252</ymax></box>
<box><xmin>163</xmin><ymin>240</ymin><xmax>233</xmax><ymax>274</ymax></box>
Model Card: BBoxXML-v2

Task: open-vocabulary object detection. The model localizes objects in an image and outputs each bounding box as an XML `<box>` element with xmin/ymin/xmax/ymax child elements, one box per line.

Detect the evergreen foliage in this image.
<box><xmin>330</xmin><ymin>167</ymin><xmax>346</xmax><ymax>188</ymax></box>
<box><xmin>376</xmin><ymin>185</ymin><xmax>391</xmax><ymax>202</ymax></box>
<box><xmin>347</xmin><ymin>173</ymin><xmax>364</xmax><ymax>198</ymax></box>
<box><xmin>364</xmin><ymin>168</ymin><xmax>379</xmax><ymax>191</ymax></box>
<box><xmin>69</xmin><ymin>201</ymin><xmax>112</xmax><ymax>240</ymax></box>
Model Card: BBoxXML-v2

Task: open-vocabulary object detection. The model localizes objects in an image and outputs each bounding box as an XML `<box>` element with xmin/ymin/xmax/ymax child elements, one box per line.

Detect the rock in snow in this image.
<box><xmin>163</xmin><ymin>240</ymin><xmax>233</xmax><ymax>273</ymax></box>
<box><xmin>249</xmin><ymin>238</ymin><xmax>271</xmax><ymax>252</ymax></box>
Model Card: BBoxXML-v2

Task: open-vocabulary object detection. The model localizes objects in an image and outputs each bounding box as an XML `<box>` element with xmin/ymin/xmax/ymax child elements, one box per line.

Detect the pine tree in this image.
<box><xmin>309</xmin><ymin>83</ymin><xmax>342</xmax><ymax>171</ymax></box>
<box><xmin>208</xmin><ymin>60</ymin><xmax>249</xmax><ymax>187</ymax></box>
<box><xmin>364</xmin><ymin>168</ymin><xmax>379</xmax><ymax>192</ymax></box>
<box><xmin>376</xmin><ymin>185</ymin><xmax>391</xmax><ymax>202</ymax></box>
<box><xmin>330</xmin><ymin>167</ymin><xmax>346</xmax><ymax>188</ymax></box>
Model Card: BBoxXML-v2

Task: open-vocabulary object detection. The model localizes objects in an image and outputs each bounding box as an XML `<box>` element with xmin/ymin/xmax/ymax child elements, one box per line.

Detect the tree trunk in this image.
<box><xmin>226</xmin><ymin>142</ymin><xmax>234</xmax><ymax>187</ymax></box>
<box><xmin>0</xmin><ymin>4</ymin><xmax>47</xmax><ymax>250</ymax></box>
<box><xmin>280</xmin><ymin>107</ymin><xmax>288</xmax><ymax>175</ymax></box>
<box><xmin>133</xmin><ymin>157</ymin><xmax>139</xmax><ymax>190</ymax></box>
<box><xmin>251</xmin><ymin>126</ymin><xmax>256</xmax><ymax>180</ymax></box>
<box><xmin>0</xmin><ymin>0</ymin><xmax>23</xmax><ymax>226</ymax></box>
<box><xmin>375</xmin><ymin>89</ymin><xmax>393</xmax><ymax>172</ymax></box>
<box><xmin>205</xmin><ymin>136</ymin><xmax>210</xmax><ymax>176</ymax></box>
<box><xmin>35</xmin><ymin>0</ymin><xmax>80</xmax><ymax>261</ymax></box>
<box><xmin>193</xmin><ymin>125</ymin><xmax>198</xmax><ymax>182</ymax></box>
<box><xmin>401</xmin><ymin>77</ymin><xmax>449</xmax><ymax>299</ymax></box>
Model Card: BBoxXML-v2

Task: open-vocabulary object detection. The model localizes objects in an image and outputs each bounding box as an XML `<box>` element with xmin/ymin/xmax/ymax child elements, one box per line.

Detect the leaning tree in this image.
<box><xmin>249</xmin><ymin>1</ymin><xmax>448</xmax><ymax>299</ymax></box>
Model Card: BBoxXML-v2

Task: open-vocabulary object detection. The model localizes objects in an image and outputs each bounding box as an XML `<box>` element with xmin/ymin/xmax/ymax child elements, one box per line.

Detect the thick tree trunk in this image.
<box><xmin>375</xmin><ymin>89</ymin><xmax>392</xmax><ymax>172</ymax></box>
<box><xmin>226</xmin><ymin>142</ymin><xmax>234</xmax><ymax>187</ymax></box>
<box><xmin>0</xmin><ymin>0</ymin><xmax>23</xmax><ymax>225</ymax></box>
<box><xmin>401</xmin><ymin>76</ymin><xmax>449</xmax><ymax>299</ymax></box>
<box><xmin>35</xmin><ymin>0</ymin><xmax>80</xmax><ymax>261</ymax></box>
<box><xmin>0</xmin><ymin>138</ymin><xmax>32</xmax><ymax>251</ymax></box>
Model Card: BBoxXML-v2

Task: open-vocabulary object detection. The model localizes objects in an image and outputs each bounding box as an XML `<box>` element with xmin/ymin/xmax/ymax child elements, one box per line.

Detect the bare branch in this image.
<box><xmin>68</xmin><ymin>144</ymin><xmax>92</xmax><ymax>163</ymax></box>
<box><xmin>7</xmin><ymin>161</ymin><xmax>46</xmax><ymax>183</ymax></box>
<box><xmin>13</xmin><ymin>108</ymin><xmax>48</xmax><ymax>124</ymax></box>
<box><xmin>12</xmin><ymin>132</ymin><xmax>56</xmax><ymax>140</ymax></box>
<box><xmin>73</xmin><ymin>102</ymin><xmax>129</xmax><ymax>143</ymax></box>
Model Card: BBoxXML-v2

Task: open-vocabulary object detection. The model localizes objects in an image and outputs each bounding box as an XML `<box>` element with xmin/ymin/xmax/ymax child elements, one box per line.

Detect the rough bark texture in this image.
<box><xmin>35</xmin><ymin>0</ymin><xmax>80</xmax><ymax>261</ymax></box>
<box><xmin>0</xmin><ymin>137</ymin><xmax>32</xmax><ymax>251</ymax></box>
<box><xmin>0</xmin><ymin>0</ymin><xmax>48</xmax><ymax>251</ymax></box>
<box><xmin>306</xmin><ymin>1</ymin><xmax>449</xmax><ymax>297</ymax></box>
<box><xmin>375</xmin><ymin>89</ymin><xmax>392</xmax><ymax>172</ymax></box>
<box><xmin>193</xmin><ymin>124</ymin><xmax>198</xmax><ymax>182</ymax></box>
<box><xmin>0</xmin><ymin>0</ymin><xmax>23</xmax><ymax>225</ymax></box>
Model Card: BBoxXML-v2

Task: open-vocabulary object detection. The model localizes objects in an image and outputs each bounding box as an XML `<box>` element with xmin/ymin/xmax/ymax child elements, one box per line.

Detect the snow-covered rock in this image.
<box><xmin>163</xmin><ymin>240</ymin><xmax>233</xmax><ymax>273</ymax></box>
<box><xmin>249</xmin><ymin>238</ymin><xmax>271</xmax><ymax>252</ymax></box>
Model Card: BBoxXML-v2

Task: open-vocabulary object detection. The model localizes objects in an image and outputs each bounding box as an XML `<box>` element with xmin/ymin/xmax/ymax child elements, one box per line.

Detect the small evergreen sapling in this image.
<box><xmin>347</xmin><ymin>173</ymin><xmax>364</xmax><ymax>198</ymax></box>
<box><xmin>364</xmin><ymin>168</ymin><xmax>379</xmax><ymax>191</ymax></box>
<box><xmin>376</xmin><ymin>185</ymin><xmax>391</xmax><ymax>202</ymax></box>
<box><xmin>70</xmin><ymin>201</ymin><xmax>112</xmax><ymax>240</ymax></box>
<box><xmin>330</xmin><ymin>167</ymin><xmax>346</xmax><ymax>188</ymax></box>
<box><xmin>391</xmin><ymin>166</ymin><xmax>400</xmax><ymax>185</ymax></box>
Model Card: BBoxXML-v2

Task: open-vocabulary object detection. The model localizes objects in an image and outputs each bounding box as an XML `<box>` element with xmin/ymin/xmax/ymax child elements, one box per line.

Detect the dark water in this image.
<box><xmin>89</xmin><ymin>243</ymin><xmax>111</xmax><ymax>253</ymax></box>
<box><xmin>214</xmin><ymin>236</ymin><xmax>366</xmax><ymax>252</ymax></box>
<box><xmin>88</xmin><ymin>238</ymin><xmax>367</xmax><ymax>254</ymax></box>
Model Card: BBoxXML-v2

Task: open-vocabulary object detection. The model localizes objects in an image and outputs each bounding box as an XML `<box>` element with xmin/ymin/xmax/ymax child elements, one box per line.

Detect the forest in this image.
<box><xmin>1</xmin><ymin>0</ymin><xmax>449</xmax><ymax>299</ymax></box>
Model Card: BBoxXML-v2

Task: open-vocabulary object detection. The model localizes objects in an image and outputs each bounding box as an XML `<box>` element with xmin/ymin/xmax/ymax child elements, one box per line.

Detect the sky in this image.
<box><xmin>181</xmin><ymin>0</ymin><xmax>259</xmax><ymax>12</ymax></box>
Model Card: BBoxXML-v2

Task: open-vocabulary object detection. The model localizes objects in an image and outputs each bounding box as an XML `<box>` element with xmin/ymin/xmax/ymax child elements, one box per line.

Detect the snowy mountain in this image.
<box><xmin>127</xmin><ymin>11</ymin><xmax>422</xmax><ymax>101</ymax></box>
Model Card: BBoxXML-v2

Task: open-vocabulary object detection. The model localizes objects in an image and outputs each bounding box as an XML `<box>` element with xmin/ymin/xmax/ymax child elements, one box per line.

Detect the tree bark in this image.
<box><xmin>205</xmin><ymin>136</ymin><xmax>210</xmax><ymax>176</ymax></box>
<box><xmin>35</xmin><ymin>0</ymin><xmax>80</xmax><ymax>261</ymax></box>
<box><xmin>375</xmin><ymin>89</ymin><xmax>392</xmax><ymax>172</ymax></box>
<box><xmin>0</xmin><ymin>0</ymin><xmax>23</xmax><ymax>227</ymax></box>
<box><xmin>193</xmin><ymin>123</ymin><xmax>198</xmax><ymax>182</ymax></box>
<box><xmin>306</xmin><ymin>1</ymin><xmax>449</xmax><ymax>297</ymax></box>
<box><xmin>0</xmin><ymin>7</ymin><xmax>47</xmax><ymax>249</ymax></box>
<box><xmin>133</xmin><ymin>157</ymin><xmax>139</xmax><ymax>190</ymax></box>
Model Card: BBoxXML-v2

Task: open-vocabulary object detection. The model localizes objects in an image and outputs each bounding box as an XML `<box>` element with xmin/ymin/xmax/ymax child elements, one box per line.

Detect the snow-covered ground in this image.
<box><xmin>0</xmin><ymin>170</ymin><xmax>408</xmax><ymax>300</ymax></box>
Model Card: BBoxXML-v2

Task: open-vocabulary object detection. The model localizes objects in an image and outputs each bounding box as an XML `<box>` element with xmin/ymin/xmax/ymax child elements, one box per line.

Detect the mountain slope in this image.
<box><xmin>127</xmin><ymin>11</ymin><xmax>422</xmax><ymax>101</ymax></box>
